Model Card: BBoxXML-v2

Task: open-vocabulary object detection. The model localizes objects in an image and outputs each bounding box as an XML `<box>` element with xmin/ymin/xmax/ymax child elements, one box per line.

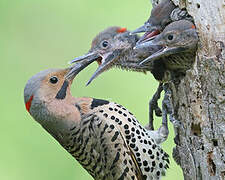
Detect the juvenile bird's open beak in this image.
<box><xmin>138</xmin><ymin>38</ymin><xmax>186</xmax><ymax>65</ymax></box>
<box><xmin>86</xmin><ymin>49</ymin><xmax>122</xmax><ymax>86</ymax></box>
<box><xmin>131</xmin><ymin>24</ymin><xmax>149</xmax><ymax>34</ymax></box>
<box><xmin>136</xmin><ymin>36</ymin><xmax>162</xmax><ymax>50</ymax></box>
<box><xmin>137</xmin><ymin>29</ymin><xmax>160</xmax><ymax>44</ymax></box>
<box><xmin>69</xmin><ymin>52</ymin><xmax>100</xmax><ymax>64</ymax></box>
<box><xmin>66</xmin><ymin>49</ymin><xmax>121</xmax><ymax>85</ymax></box>
<box><xmin>140</xmin><ymin>46</ymin><xmax>186</xmax><ymax>65</ymax></box>
<box><xmin>131</xmin><ymin>23</ymin><xmax>160</xmax><ymax>44</ymax></box>
<box><xmin>65</xmin><ymin>52</ymin><xmax>102</xmax><ymax>81</ymax></box>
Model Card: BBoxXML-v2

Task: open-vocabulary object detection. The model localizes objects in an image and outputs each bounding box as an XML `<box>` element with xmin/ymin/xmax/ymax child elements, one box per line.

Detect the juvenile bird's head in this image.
<box><xmin>132</xmin><ymin>0</ymin><xmax>176</xmax><ymax>43</ymax></box>
<box><xmin>137</xmin><ymin>20</ymin><xmax>198</xmax><ymax>65</ymax></box>
<box><xmin>68</xmin><ymin>26</ymin><xmax>142</xmax><ymax>85</ymax></box>
<box><xmin>89</xmin><ymin>27</ymin><xmax>133</xmax><ymax>60</ymax></box>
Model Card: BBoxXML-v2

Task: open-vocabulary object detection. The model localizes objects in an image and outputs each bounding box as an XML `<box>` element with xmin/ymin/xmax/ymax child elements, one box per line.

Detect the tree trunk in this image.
<box><xmin>152</xmin><ymin>0</ymin><xmax>225</xmax><ymax>179</ymax></box>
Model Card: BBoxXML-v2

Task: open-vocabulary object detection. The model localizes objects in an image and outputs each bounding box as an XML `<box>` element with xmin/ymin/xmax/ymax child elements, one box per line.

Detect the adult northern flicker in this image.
<box><xmin>132</xmin><ymin>0</ymin><xmax>192</xmax><ymax>44</ymax></box>
<box><xmin>24</xmin><ymin>67</ymin><xmax>170</xmax><ymax>180</ymax></box>
<box><xmin>136</xmin><ymin>20</ymin><xmax>198</xmax><ymax>72</ymax></box>
<box><xmin>68</xmin><ymin>26</ymin><xmax>169</xmax><ymax>130</ymax></box>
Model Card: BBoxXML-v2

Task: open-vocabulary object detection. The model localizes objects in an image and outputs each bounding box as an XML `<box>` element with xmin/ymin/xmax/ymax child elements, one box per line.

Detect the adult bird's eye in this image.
<box><xmin>167</xmin><ymin>34</ymin><xmax>174</xmax><ymax>41</ymax></box>
<box><xmin>49</xmin><ymin>76</ymin><xmax>58</xmax><ymax>84</ymax></box>
<box><xmin>101</xmin><ymin>40</ymin><xmax>109</xmax><ymax>48</ymax></box>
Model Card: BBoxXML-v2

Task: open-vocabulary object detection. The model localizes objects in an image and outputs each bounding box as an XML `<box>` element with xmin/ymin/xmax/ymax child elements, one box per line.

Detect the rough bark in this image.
<box><xmin>151</xmin><ymin>0</ymin><xmax>225</xmax><ymax>179</ymax></box>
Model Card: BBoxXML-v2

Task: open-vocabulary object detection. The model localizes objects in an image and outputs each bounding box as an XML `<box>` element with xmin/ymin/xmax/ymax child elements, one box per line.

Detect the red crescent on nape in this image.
<box><xmin>25</xmin><ymin>95</ymin><xmax>33</xmax><ymax>112</ymax></box>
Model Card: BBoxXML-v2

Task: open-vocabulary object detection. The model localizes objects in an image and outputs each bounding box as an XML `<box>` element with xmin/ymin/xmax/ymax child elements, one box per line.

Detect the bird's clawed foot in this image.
<box><xmin>148</xmin><ymin>83</ymin><xmax>163</xmax><ymax>130</ymax></box>
<box><xmin>162</xmin><ymin>83</ymin><xmax>185</xmax><ymax>133</ymax></box>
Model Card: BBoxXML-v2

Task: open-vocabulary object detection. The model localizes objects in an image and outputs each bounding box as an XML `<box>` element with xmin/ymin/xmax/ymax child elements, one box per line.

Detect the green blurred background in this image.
<box><xmin>0</xmin><ymin>0</ymin><xmax>183</xmax><ymax>179</ymax></box>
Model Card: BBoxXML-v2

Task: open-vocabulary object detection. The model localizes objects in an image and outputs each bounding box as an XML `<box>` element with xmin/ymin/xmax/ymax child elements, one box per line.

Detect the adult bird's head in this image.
<box><xmin>132</xmin><ymin>0</ymin><xmax>176</xmax><ymax>43</ymax></box>
<box><xmin>24</xmin><ymin>67</ymin><xmax>86</xmax><ymax>137</ymax></box>
<box><xmin>68</xmin><ymin>26</ymin><xmax>140</xmax><ymax>85</ymax></box>
<box><xmin>137</xmin><ymin>20</ymin><xmax>198</xmax><ymax>65</ymax></box>
<box><xmin>24</xmin><ymin>68</ymin><xmax>78</xmax><ymax>114</ymax></box>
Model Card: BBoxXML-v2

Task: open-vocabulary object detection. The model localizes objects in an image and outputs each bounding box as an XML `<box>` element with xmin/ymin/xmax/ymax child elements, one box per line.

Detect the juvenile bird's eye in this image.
<box><xmin>167</xmin><ymin>34</ymin><xmax>174</xmax><ymax>41</ymax></box>
<box><xmin>49</xmin><ymin>76</ymin><xmax>58</xmax><ymax>84</ymax></box>
<box><xmin>101</xmin><ymin>40</ymin><xmax>109</xmax><ymax>48</ymax></box>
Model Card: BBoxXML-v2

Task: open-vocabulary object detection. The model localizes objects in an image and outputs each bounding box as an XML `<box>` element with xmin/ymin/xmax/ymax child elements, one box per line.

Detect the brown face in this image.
<box><xmin>24</xmin><ymin>68</ymin><xmax>83</xmax><ymax>145</ymax></box>
<box><xmin>38</xmin><ymin>69</ymin><xmax>72</xmax><ymax>102</ymax></box>
<box><xmin>24</xmin><ymin>68</ymin><xmax>73</xmax><ymax>114</ymax></box>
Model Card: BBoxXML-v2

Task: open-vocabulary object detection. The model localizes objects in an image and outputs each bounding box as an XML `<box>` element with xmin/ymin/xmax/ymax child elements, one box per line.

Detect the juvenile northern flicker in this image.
<box><xmin>68</xmin><ymin>27</ymin><xmax>168</xmax><ymax>130</ymax></box>
<box><xmin>132</xmin><ymin>0</ymin><xmax>175</xmax><ymax>43</ymax></box>
<box><xmin>69</xmin><ymin>27</ymin><xmax>166</xmax><ymax>84</ymax></box>
<box><xmin>132</xmin><ymin>0</ymin><xmax>192</xmax><ymax>44</ymax></box>
<box><xmin>24</xmin><ymin>67</ymin><xmax>169</xmax><ymax>180</ymax></box>
<box><xmin>136</xmin><ymin>20</ymin><xmax>198</xmax><ymax>72</ymax></box>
